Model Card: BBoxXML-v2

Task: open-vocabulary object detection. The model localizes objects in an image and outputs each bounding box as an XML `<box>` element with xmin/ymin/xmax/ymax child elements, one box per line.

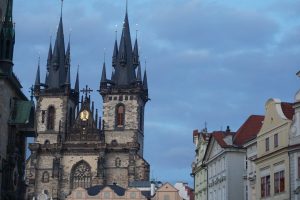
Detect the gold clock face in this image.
<box><xmin>80</xmin><ymin>110</ymin><xmax>89</xmax><ymax>121</ymax></box>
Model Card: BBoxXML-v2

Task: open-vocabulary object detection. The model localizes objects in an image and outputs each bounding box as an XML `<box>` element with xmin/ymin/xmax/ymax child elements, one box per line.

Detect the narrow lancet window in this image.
<box><xmin>116</xmin><ymin>105</ymin><xmax>125</xmax><ymax>127</ymax></box>
<box><xmin>47</xmin><ymin>106</ymin><xmax>55</xmax><ymax>130</ymax></box>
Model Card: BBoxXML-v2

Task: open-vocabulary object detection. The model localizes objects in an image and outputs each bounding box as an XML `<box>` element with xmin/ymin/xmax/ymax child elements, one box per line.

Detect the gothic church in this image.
<box><xmin>25</xmin><ymin>3</ymin><xmax>150</xmax><ymax>199</ymax></box>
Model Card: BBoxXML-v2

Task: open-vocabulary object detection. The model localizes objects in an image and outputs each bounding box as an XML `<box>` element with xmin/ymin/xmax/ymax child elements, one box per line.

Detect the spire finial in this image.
<box><xmin>135</xmin><ymin>24</ymin><xmax>139</xmax><ymax>40</ymax></box>
<box><xmin>104</xmin><ymin>48</ymin><xmax>106</xmax><ymax>63</ymax></box>
<box><xmin>60</xmin><ymin>0</ymin><xmax>64</xmax><ymax>17</ymax></box>
<box><xmin>126</xmin><ymin>0</ymin><xmax>128</xmax><ymax>14</ymax></box>
<box><xmin>115</xmin><ymin>24</ymin><xmax>118</xmax><ymax>40</ymax></box>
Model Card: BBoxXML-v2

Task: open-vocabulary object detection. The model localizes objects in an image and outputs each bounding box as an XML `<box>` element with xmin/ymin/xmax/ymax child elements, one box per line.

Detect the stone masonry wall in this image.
<box><xmin>0</xmin><ymin>79</ymin><xmax>19</xmax><ymax>195</ymax></box>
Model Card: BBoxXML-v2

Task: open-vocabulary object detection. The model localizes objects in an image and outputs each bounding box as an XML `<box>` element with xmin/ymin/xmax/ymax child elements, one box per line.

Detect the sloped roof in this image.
<box><xmin>233</xmin><ymin>115</ymin><xmax>264</xmax><ymax>146</ymax></box>
<box><xmin>210</xmin><ymin>131</ymin><xmax>235</xmax><ymax>148</ymax></box>
<box><xmin>87</xmin><ymin>185</ymin><xmax>125</xmax><ymax>196</ymax></box>
<box><xmin>281</xmin><ymin>102</ymin><xmax>294</xmax><ymax>120</ymax></box>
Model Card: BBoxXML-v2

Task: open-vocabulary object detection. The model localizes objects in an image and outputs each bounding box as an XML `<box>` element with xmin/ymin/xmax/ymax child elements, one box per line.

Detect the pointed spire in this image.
<box><xmin>143</xmin><ymin>69</ymin><xmax>148</xmax><ymax>90</ymax></box>
<box><xmin>118</xmin><ymin>8</ymin><xmax>132</xmax><ymax>65</ymax></box>
<box><xmin>65</xmin><ymin>65</ymin><xmax>70</xmax><ymax>85</ymax></box>
<box><xmin>100</xmin><ymin>62</ymin><xmax>107</xmax><ymax>84</ymax></box>
<box><xmin>47</xmin><ymin>39</ymin><xmax>52</xmax><ymax>69</ymax></box>
<box><xmin>112</xmin><ymin>39</ymin><xmax>118</xmax><ymax>67</ymax></box>
<box><xmin>133</xmin><ymin>38</ymin><xmax>139</xmax><ymax>66</ymax></box>
<box><xmin>35</xmin><ymin>57</ymin><xmax>41</xmax><ymax>86</ymax></box>
<box><xmin>74</xmin><ymin>65</ymin><xmax>79</xmax><ymax>93</ymax></box>
<box><xmin>65</xmin><ymin>35</ymin><xmax>71</xmax><ymax>66</ymax></box>
<box><xmin>0</xmin><ymin>0</ymin><xmax>15</xmax><ymax>62</ymax></box>
<box><xmin>5</xmin><ymin>0</ymin><xmax>13</xmax><ymax>22</ymax></box>
<box><xmin>52</xmin><ymin>16</ymin><xmax>65</xmax><ymax>66</ymax></box>
<box><xmin>136</xmin><ymin>63</ymin><xmax>142</xmax><ymax>83</ymax></box>
<box><xmin>47</xmin><ymin>1</ymin><xmax>66</xmax><ymax>89</ymax></box>
<box><xmin>111</xmin><ymin>71</ymin><xmax>115</xmax><ymax>82</ymax></box>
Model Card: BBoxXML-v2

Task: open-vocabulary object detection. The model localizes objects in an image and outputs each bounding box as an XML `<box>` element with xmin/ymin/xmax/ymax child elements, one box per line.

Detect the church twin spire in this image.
<box><xmin>34</xmin><ymin>1</ymin><xmax>79</xmax><ymax>101</ymax></box>
<box><xmin>100</xmin><ymin>7</ymin><xmax>148</xmax><ymax>92</ymax></box>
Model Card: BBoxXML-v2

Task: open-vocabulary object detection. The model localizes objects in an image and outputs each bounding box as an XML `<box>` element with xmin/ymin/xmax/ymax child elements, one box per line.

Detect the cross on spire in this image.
<box><xmin>81</xmin><ymin>85</ymin><xmax>93</xmax><ymax>99</ymax></box>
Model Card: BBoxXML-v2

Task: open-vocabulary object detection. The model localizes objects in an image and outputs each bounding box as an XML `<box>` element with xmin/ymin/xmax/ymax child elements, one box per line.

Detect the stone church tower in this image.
<box><xmin>25</xmin><ymin>4</ymin><xmax>150</xmax><ymax>200</ymax></box>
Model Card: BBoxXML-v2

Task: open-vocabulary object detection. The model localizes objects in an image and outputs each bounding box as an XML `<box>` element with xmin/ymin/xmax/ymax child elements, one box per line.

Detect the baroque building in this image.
<box><xmin>0</xmin><ymin>0</ymin><xmax>35</xmax><ymax>199</ymax></box>
<box><xmin>191</xmin><ymin>129</ymin><xmax>209</xmax><ymax>200</ymax></box>
<box><xmin>25</xmin><ymin>3</ymin><xmax>150</xmax><ymax>200</ymax></box>
<box><xmin>289</xmin><ymin>72</ymin><xmax>300</xmax><ymax>199</ymax></box>
<box><xmin>255</xmin><ymin>99</ymin><xmax>293</xmax><ymax>200</ymax></box>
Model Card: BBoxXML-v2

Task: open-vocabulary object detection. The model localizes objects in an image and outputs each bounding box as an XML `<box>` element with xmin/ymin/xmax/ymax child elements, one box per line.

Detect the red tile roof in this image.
<box><xmin>212</xmin><ymin>131</ymin><xmax>235</xmax><ymax>148</ymax></box>
<box><xmin>185</xmin><ymin>185</ymin><xmax>195</xmax><ymax>200</ymax></box>
<box><xmin>193</xmin><ymin>129</ymin><xmax>199</xmax><ymax>137</ymax></box>
<box><xmin>233</xmin><ymin>115</ymin><xmax>264</xmax><ymax>146</ymax></box>
<box><xmin>281</xmin><ymin>102</ymin><xmax>294</xmax><ymax>120</ymax></box>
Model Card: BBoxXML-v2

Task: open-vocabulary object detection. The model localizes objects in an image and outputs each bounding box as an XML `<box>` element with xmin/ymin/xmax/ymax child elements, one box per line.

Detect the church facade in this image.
<box><xmin>25</xmin><ymin>4</ymin><xmax>150</xmax><ymax>200</ymax></box>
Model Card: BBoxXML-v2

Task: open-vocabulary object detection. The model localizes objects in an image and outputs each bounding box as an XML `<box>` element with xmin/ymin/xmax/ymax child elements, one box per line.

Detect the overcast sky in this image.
<box><xmin>13</xmin><ymin>0</ymin><xmax>300</xmax><ymax>186</ymax></box>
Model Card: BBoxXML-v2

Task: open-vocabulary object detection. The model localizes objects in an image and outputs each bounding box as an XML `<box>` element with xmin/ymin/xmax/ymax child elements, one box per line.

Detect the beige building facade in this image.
<box><xmin>192</xmin><ymin>129</ymin><xmax>209</xmax><ymax>200</ymax></box>
<box><xmin>151</xmin><ymin>183</ymin><xmax>183</xmax><ymax>200</ymax></box>
<box><xmin>255</xmin><ymin>98</ymin><xmax>294</xmax><ymax>200</ymax></box>
<box><xmin>66</xmin><ymin>186</ymin><xmax>148</xmax><ymax>200</ymax></box>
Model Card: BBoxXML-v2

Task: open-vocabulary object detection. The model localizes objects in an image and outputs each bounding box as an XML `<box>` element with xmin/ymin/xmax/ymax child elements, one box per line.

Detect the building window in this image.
<box><xmin>274</xmin><ymin>133</ymin><xmax>278</xmax><ymax>148</ymax></box>
<box><xmin>104</xmin><ymin>192</ymin><xmax>110</xmax><ymax>198</ymax></box>
<box><xmin>47</xmin><ymin>106</ymin><xmax>55</xmax><ymax>130</ymax></box>
<box><xmin>139</xmin><ymin>106</ymin><xmax>144</xmax><ymax>130</ymax></box>
<box><xmin>42</xmin><ymin>110</ymin><xmax>46</xmax><ymax>123</ymax></box>
<box><xmin>116</xmin><ymin>104</ymin><xmax>125</xmax><ymax>127</ymax></box>
<box><xmin>115</xmin><ymin>157</ymin><xmax>121</xmax><ymax>167</ymax></box>
<box><xmin>163</xmin><ymin>195</ymin><xmax>170</xmax><ymax>200</ymax></box>
<box><xmin>71</xmin><ymin>160</ymin><xmax>91</xmax><ymax>189</ymax></box>
<box><xmin>261</xmin><ymin>175</ymin><xmax>270</xmax><ymax>198</ymax></box>
<box><xmin>42</xmin><ymin>171</ymin><xmax>49</xmax><ymax>183</ymax></box>
<box><xmin>130</xmin><ymin>192</ymin><xmax>136</xmax><ymax>199</ymax></box>
<box><xmin>265</xmin><ymin>138</ymin><xmax>269</xmax><ymax>152</ymax></box>
<box><xmin>274</xmin><ymin>170</ymin><xmax>285</xmax><ymax>194</ymax></box>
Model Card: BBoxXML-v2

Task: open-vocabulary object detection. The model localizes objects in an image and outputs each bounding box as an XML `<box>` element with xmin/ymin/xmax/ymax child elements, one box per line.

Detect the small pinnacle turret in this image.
<box><xmin>0</xmin><ymin>0</ymin><xmax>15</xmax><ymax>75</ymax></box>
<box><xmin>143</xmin><ymin>69</ymin><xmax>148</xmax><ymax>90</ymax></box>
<box><xmin>136</xmin><ymin>64</ymin><xmax>142</xmax><ymax>83</ymax></box>
<box><xmin>112</xmin><ymin>39</ymin><xmax>118</xmax><ymax>67</ymax></box>
<box><xmin>133</xmin><ymin>38</ymin><xmax>139</xmax><ymax>66</ymax></box>
<box><xmin>100</xmin><ymin>62</ymin><xmax>107</xmax><ymax>85</ymax></box>
<box><xmin>34</xmin><ymin>58</ymin><xmax>41</xmax><ymax>90</ymax></box>
<box><xmin>74</xmin><ymin>65</ymin><xmax>79</xmax><ymax>93</ymax></box>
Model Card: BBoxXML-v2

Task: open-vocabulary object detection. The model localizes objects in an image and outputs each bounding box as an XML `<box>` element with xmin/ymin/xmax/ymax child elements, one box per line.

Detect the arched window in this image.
<box><xmin>42</xmin><ymin>171</ymin><xmax>49</xmax><ymax>183</ymax></box>
<box><xmin>47</xmin><ymin>106</ymin><xmax>55</xmax><ymax>130</ymax></box>
<box><xmin>71</xmin><ymin>160</ymin><xmax>92</xmax><ymax>189</ymax></box>
<box><xmin>116</xmin><ymin>104</ymin><xmax>125</xmax><ymax>127</ymax></box>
